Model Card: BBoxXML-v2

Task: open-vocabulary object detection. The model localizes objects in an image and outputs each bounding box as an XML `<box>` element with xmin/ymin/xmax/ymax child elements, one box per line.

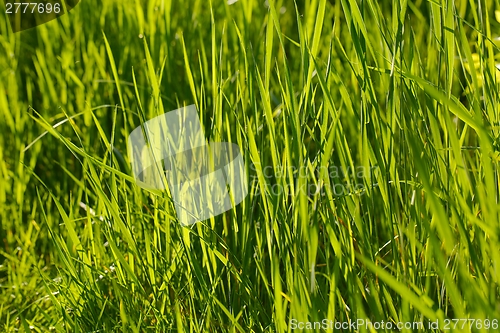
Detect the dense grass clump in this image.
<box><xmin>1</xmin><ymin>0</ymin><xmax>500</xmax><ymax>332</ymax></box>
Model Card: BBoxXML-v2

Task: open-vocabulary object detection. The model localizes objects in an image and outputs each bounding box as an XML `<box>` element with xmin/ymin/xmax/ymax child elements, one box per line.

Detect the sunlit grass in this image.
<box><xmin>1</xmin><ymin>0</ymin><xmax>500</xmax><ymax>332</ymax></box>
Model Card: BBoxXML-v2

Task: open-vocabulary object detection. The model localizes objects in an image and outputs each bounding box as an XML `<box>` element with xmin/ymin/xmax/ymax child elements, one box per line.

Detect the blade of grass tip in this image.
<box><xmin>91</xmin><ymin>109</ymin><xmax>111</xmax><ymax>148</ymax></box>
<box><xmin>444</xmin><ymin>0</ymin><xmax>454</xmax><ymax>96</ymax></box>
<box><xmin>49</xmin><ymin>191</ymin><xmax>93</xmax><ymax>282</ymax></box>
<box><xmin>36</xmin><ymin>186</ymin><xmax>79</xmax><ymax>281</ymax></box>
<box><xmin>264</xmin><ymin>4</ymin><xmax>274</xmax><ymax>93</ymax></box>
<box><xmin>307</xmin><ymin>0</ymin><xmax>326</xmax><ymax>82</ymax></box>
<box><xmin>157</xmin><ymin>55</ymin><xmax>168</xmax><ymax>98</ymax></box>
<box><xmin>247</xmin><ymin>118</ymin><xmax>271</xmax><ymax>215</ymax></box>
<box><xmin>143</xmin><ymin>37</ymin><xmax>165</xmax><ymax>115</ymax></box>
<box><xmin>102</xmin><ymin>32</ymin><xmax>125</xmax><ymax>111</ymax></box>
<box><xmin>119</xmin><ymin>299</ymin><xmax>128</xmax><ymax>331</ymax></box>
<box><xmin>111</xmin><ymin>97</ymin><xmax>121</xmax><ymax>144</ymax></box>
<box><xmin>271</xmin><ymin>6</ymin><xmax>301</xmax><ymax>208</ymax></box>
<box><xmin>268</xmin><ymin>0</ymin><xmax>309</xmax><ymax>238</ymax></box>
<box><xmin>181</xmin><ymin>33</ymin><xmax>199</xmax><ymax>108</ymax></box>
<box><xmin>303</xmin><ymin>0</ymin><xmax>319</xmax><ymax>42</ymax></box>
<box><xmin>275</xmin><ymin>71</ymin><xmax>296</xmax><ymax>203</ymax></box>
<box><xmin>144</xmin><ymin>228</ymin><xmax>157</xmax><ymax>293</ymax></box>
<box><xmin>401</xmin><ymin>70</ymin><xmax>488</xmax><ymax>136</ymax></box>
<box><xmin>23</xmin><ymin>111</ymin><xmax>85</xmax><ymax>152</ymax></box>
<box><xmin>132</xmin><ymin>67</ymin><xmax>144</xmax><ymax>118</ymax></box>
<box><xmin>216</xmin><ymin>24</ymin><xmax>227</xmax><ymax>141</ymax></box>
<box><xmin>105</xmin><ymin>230</ymin><xmax>144</xmax><ymax>293</ymax></box>
<box><xmin>174</xmin><ymin>301</ymin><xmax>185</xmax><ymax>333</ymax></box>
<box><xmin>254</xmin><ymin>66</ymin><xmax>279</xmax><ymax>178</ymax></box>
<box><xmin>210</xmin><ymin>2</ymin><xmax>219</xmax><ymax>139</ymax></box>
<box><xmin>343</xmin><ymin>0</ymin><xmax>374</xmax><ymax>59</ymax></box>
<box><xmin>426</xmin><ymin>227</ymin><xmax>466</xmax><ymax>319</ymax></box>
<box><xmin>28</xmin><ymin>109</ymin><xmax>137</xmax><ymax>184</ymax></box>
<box><xmin>456</xmin><ymin>19</ymin><xmax>481</xmax><ymax>120</ymax></box>
<box><xmin>403</xmin><ymin>68</ymin><xmax>497</xmax><ymax>222</ymax></box>
<box><xmin>293</xmin><ymin>0</ymin><xmax>307</xmax><ymax>82</ymax></box>
<box><xmin>267</xmin><ymin>0</ymin><xmax>289</xmax><ymax>65</ymax></box>
<box><xmin>356</xmin><ymin>252</ymin><xmax>443</xmax><ymax>321</ymax></box>
<box><xmin>19</xmin><ymin>315</ymin><xmax>31</xmax><ymax>333</ymax></box>
<box><xmin>407</xmin><ymin>134</ymin><xmax>455</xmax><ymax>254</ymax></box>
<box><xmin>32</xmin><ymin>117</ymin><xmax>136</xmax><ymax>188</ymax></box>
<box><xmin>33</xmin><ymin>48</ymin><xmax>58</xmax><ymax>102</ymax></box>
<box><xmin>135</xmin><ymin>0</ymin><xmax>145</xmax><ymax>35</ymax></box>
<box><xmin>309</xmin><ymin>55</ymin><xmax>341</xmax><ymax>205</ymax></box>
<box><xmin>211</xmin><ymin>296</ymin><xmax>246</xmax><ymax>332</ymax></box>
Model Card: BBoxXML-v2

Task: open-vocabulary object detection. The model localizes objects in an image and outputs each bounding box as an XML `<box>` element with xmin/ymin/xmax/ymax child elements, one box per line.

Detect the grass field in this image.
<box><xmin>1</xmin><ymin>0</ymin><xmax>500</xmax><ymax>331</ymax></box>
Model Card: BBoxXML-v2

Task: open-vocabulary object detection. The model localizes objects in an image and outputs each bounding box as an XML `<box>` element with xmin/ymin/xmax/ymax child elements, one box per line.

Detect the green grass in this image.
<box><xmin>1</xmin><ymin>0</ymin><xmax>500</xmax><ymax>332</ymax></box>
